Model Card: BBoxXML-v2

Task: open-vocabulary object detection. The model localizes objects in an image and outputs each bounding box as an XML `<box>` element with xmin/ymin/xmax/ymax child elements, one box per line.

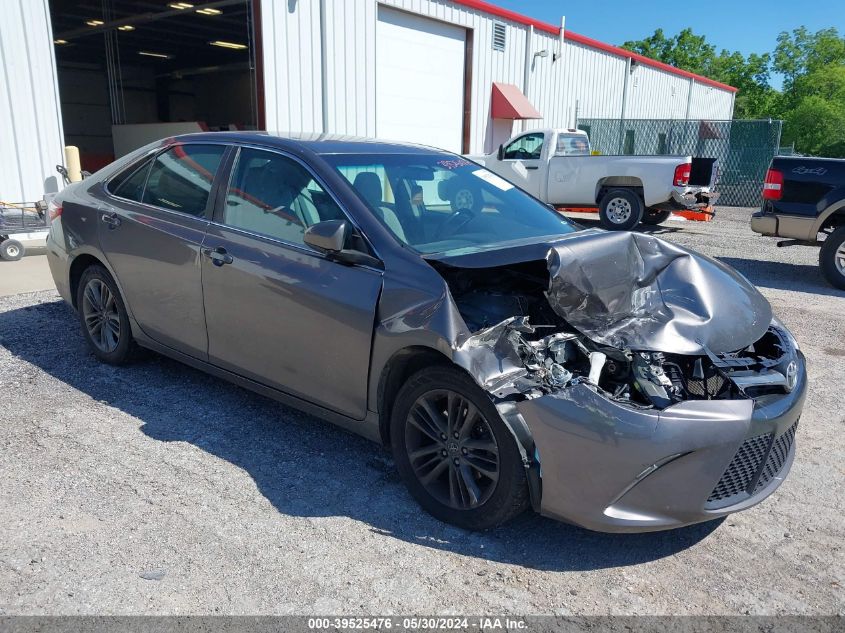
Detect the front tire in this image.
<box><xmin>820</xmin><ymin>225</ymin><xmax>845</xmax><ymax>290</ymax></box>
<box><xmin>641</xmin><ymin>208</ymin><xmax>673</xmax><ymax>226</ymax></box>
<box><xmin>390</xmin><ymin>366</ymin><xmax>530</xmax><ymax>530</ymax></box>
<box><xmin>76</xmin><ymin>265</ymin><xmax>136</xmax><ymax>364</ymax></box>
<box><xmin>598</xmin><ymin>189</ymin><xmax>644</xmax><ymax>230</ymax></box>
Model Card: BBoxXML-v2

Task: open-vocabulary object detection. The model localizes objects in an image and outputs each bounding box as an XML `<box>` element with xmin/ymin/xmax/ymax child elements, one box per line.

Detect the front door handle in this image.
<box><xmin>101</xmin><ymin>212</ymin><xmax>121</xmax><ymax>228</ymax></box>
<box><xmin>202</xmin><ymin>246</ymin><xmax>234</xmax><ymax>267</ymax></box>
<box><xmin>525</xmin><ymin>165</ymin><xmax>539</xmax><ymax>170</ymax></box>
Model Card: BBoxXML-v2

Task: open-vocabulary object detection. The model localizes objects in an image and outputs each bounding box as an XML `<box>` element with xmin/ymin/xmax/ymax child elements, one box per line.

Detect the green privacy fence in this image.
<box><xmin>576</xmin><ymin>118</ymin><xmax>784</xmax><ymax>208</ymax></box>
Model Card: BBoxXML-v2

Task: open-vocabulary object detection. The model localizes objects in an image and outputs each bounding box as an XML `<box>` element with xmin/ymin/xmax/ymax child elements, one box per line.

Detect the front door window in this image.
<box><xmin>503</xmin><ymin>133</ymin><xmax>544</xmax><ymax>160</ymax></box>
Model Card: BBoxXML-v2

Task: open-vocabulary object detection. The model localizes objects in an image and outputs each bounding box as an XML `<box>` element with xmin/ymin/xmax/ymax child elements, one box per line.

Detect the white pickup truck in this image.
<box><xmin>468</xmin><ymin>128</ymin><xmax>717</xmax><ymax>230</ymax></box>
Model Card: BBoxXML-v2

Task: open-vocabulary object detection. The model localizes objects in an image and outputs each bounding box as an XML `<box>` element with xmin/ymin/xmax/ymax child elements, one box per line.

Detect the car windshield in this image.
<box><xmin>323</xmin><ymin>153</ymin><xmax>577</xmax><ymax>255</ymax></box>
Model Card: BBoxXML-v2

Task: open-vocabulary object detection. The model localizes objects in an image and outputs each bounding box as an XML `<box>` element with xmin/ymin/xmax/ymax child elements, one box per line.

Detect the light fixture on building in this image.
<box><xmin>168</xmin><ymin>2</ymin><xmax>194</xmax><ymax>9</ymax></box>
<box><xmin>85</xmin><ymin>19</ymin><xmax>104</xmax><ymax>26</ymax></box>
<box><xmin>54</xmin><ymin>39</ymin><xmax>68</xmax><ymax>45</ymax></box>
<box><xmin>209</xmin><ymin>40</ymin><xmax>247</xmax><ymax>50</ymax></box>
<box><xmin>139</xmin><ymin>51</ymin><xmax>172</xmax><ymax>59</ymax></box>
<box><xmin>533</xmin><ymin>49</ymin><xmax>549</xmax><ymax>59</ymax></box>
<box><xmin>118</xmin><ymin>25</ymin><xmax>135</xmax><ymax>31</ymax></box>
<box><xmin>196</xmin><ymin>7</ymin><xmax>222</xmax><ymax>15</ymax></box>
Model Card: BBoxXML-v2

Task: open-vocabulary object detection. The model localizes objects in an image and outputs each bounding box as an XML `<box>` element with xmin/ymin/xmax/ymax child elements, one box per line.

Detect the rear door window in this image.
<box><xmin>142</xmin><ymin>144</ymin><xmax>226</xmax><ymax>217</ymax></box>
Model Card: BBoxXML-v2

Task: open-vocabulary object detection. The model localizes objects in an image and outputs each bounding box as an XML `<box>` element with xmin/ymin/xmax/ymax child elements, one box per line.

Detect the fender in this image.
<box><xmin>812</xmin><ymin>196</ymin><xmax>845</xmax><ymax>235</ymax></box>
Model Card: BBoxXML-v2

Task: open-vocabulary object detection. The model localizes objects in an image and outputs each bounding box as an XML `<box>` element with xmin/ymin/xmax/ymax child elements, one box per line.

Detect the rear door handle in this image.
<box><xmin>525</xmin><ymin>165</ymin><xmax>539</xmax><ymax>170</ymax></box>
<box><xmin>202</xmin><ymin>246</ymin><xmax>234</xmax><ymax>266</ymax></box>
<box><xmin>101</xmin><ymin>211</ymin><xmax>121</xmax><ymax>228</ymax></box>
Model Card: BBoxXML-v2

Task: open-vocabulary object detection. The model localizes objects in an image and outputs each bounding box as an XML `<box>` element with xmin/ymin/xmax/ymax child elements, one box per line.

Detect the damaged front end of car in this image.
<box><xmin>429</xmin><ymin>230</ymin><xmax>806</xmax><ymax>532</ymax></box>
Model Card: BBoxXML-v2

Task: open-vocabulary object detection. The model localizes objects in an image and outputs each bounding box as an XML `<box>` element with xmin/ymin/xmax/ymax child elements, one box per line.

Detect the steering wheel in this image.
<box><xmin>434</xmin><ymin>208</ymin><xmax>476</xmax><ymax>240</ymax></box>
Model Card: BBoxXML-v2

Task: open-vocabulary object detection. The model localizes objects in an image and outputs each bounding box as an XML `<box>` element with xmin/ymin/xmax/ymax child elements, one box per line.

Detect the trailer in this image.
<box><xmin>0</xmin><ymin>201</ymin><xmax>49</xmax><ymax>261</ymax></box>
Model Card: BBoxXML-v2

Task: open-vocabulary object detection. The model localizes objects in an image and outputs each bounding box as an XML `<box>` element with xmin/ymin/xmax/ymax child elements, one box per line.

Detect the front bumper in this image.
<box><xmin>516</xmin><ymin>351</ymin><xmax>806</xmax><ymax>533</ymax></box>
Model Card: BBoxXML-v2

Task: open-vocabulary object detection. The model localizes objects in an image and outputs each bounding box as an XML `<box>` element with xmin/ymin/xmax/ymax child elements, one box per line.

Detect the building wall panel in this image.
<box><xmin>688</xmin><ymin>81</ymin><xmax>734</xmax><ymax>120</ymax></box>
<box><xmin>259</xmin><ymin>0</ymin><xmax>735</xmax><ymax>153</ymax></box>
<box><xmin>559</xmin><ymin>41</ymin><xmax>627</xmax><ymax>123</ymax></box>
<box><xmin>0</xmin><ymin>0</ymin><xmax>64</xmax><ymax>202</ymax></box>
<box><xmin>625</xmin><ymin>65</ymin><xmax>692</xmax><ymax>120</ymax></box>
<box><xmin>260</xmin><ymin>0</ymin><xmax>323</xmax><ymax>133</ymax></box>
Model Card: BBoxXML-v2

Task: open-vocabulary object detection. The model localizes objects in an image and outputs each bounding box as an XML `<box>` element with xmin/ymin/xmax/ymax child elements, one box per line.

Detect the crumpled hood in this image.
<box><xmin>544</xmin><ymin>231</ymin><xmax>772</xmax><ymax>355</ymax></box>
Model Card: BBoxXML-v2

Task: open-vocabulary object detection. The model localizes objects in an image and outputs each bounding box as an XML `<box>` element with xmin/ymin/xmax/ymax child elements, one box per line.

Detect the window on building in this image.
<box><xmin>143</xmin><ymin>145</ymin><xmax>226</xmax><ymax>217</ymax></box>
<box><xmin>224</xmin><ymin>148</ymin><xmax>344</xmax><ymax>245</ymax></box>
<box><xmin>503</xmin><ymin>133</ymin><xmax>545</xmax><ymax>160</ymax></box>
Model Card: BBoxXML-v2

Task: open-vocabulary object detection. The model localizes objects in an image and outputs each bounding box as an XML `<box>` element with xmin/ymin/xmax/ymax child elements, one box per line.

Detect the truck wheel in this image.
<box><xmin>0</xmin><ymin>239</ymin><xmax>24</xmax><ymax>261</ymax></box>
<box><xmin>598</xmin><ymin>189</ymin><xmax>644</xmax><ymax>231</ymax></box>
<box><xmin>641</xmin><ymin>209</ymin><xmax>673</xmax><ymax>226</ymax></box>
<box><xmin>819</xmin><ymin>225</ymin><xmax>845</xmax><ymax>290</ymax></box>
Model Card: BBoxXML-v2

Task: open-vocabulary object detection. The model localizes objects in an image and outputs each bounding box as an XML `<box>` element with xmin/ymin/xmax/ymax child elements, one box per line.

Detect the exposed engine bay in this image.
<box><xmin>431</xmin><ymin>232</ymin><xmax>798</xmax><ymax>411</ymax></box>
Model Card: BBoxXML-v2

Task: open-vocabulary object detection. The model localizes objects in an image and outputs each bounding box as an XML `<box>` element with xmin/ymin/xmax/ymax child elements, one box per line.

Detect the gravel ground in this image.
<box><xmin>0</xmin><ymin>206</ymin><xmax>843</xmax><ymax>615</ymax></box>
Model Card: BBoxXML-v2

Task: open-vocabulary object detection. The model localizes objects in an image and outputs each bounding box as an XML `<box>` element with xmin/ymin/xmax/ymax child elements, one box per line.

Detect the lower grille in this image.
<box><xmin>756</xmin><ymin>421</ymin><xmax>798</xmax><ymax>491</ymax></box>
<box><xmin>708</xmin><ymin>421</ymin><xmax>798</xmax><ymax>504</ymax></box>
<box><xmin>708</xmin><ymin>434</ymin><xmax>771</xmax><ymax>502</ymax></box>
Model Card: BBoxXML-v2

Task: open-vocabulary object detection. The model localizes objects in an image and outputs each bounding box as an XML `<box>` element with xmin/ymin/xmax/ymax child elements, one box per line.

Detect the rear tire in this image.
<box><xmin>0</xmin><ymin>239</ymin><xmax>24</xmax><ymax>261</ymax></box>
<box><xmin>76</xmin><ymin>265</ymin><xmax>136</xmax><ymax>364</ymax></box>
<box><xmin>390</xmin><ymin>366</ymin><xmax>530</xmax><ymax>530</ymax></box>
<box><xmin>819</xmin><ymin>225</ymin><xmax>845</xmax><ymax>290</ymax></box>
<box><xmin>598</xmin><ymin>189</ymin><xmax>644</xmax><ymax>230</ymax></box>
<box><xmin>641</xmin><ymin>208</ymin><xmax>673</xmax><ymax>225</ymax></box>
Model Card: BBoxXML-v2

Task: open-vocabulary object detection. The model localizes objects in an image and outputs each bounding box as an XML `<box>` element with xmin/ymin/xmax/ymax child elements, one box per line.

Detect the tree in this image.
<box><xmin>621</xmin><ymin>26</ymin><xmax>845</xmax><ymax>156</ymax></box>
<box><xmin>774</xmin><ymin>27</ymin><xmax>845</xmax><ymax>92</ymax></box>
<box><xmin>711</xmin><ymin>51</ymin><xmax>775</xmax><ymax>119</ymax></box>
<box><xmin>774</xmin><ymin>28</ymin><xmax>845</xmax><ymax>155</ymax></box>
<box><xmin>782</xmin><ymin>96</ymin><xmax>845</xmax><ymax>156</ymax></box>
<box><xmin>623</xmin><ymin>28</ymin><xmax>716</xmax><ymax>76</ymax></box>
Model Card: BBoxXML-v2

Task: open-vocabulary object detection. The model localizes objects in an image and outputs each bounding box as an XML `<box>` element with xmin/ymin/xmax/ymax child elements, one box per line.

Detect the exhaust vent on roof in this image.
<box><xmin>492</xmin><ymin>22</ymin><xmax>506</xmax><ymax>52</ymax></box>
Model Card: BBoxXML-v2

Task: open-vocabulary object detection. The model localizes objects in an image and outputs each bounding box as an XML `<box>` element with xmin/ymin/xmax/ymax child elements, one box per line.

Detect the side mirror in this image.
<box><xmin>303</xmin><ymin>220</ymin><xmax>383</xmax><ymax>268</ymax></box>
<box><xmin>304</xmin><ymin>219</ymin><xmax>347</xmax><ymax>253</ymax></box>
<box><xmin>496</xmin><ymin>144</ymin><xmax>504</xmax><ymax>161</ymax></box>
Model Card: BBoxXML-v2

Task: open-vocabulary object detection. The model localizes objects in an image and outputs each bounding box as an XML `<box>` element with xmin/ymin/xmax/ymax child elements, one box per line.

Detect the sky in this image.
<box><xmin>492</xmin><ymin>0</ymin><xmax>844</xmax><ymax>88</ymax></box>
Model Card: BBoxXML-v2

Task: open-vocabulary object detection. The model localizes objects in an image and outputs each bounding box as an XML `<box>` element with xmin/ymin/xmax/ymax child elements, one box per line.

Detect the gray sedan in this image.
<box><xmin>45</xmin><ymin>132</ymin><xmax>806</xmax><ymax>532</ymax></box>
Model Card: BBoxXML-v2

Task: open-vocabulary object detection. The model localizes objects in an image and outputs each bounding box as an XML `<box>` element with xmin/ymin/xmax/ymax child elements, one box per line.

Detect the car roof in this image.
<box><xmin>161</xmin><ymin>131</ymin><xmax>450</xmax><ymax>155</ymax></box>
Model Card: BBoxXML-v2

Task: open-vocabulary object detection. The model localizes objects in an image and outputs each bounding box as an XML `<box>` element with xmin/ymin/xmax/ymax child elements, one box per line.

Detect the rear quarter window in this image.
<box><xmin>107</xmin><ymin>158</ymin><xmax>153</xmax><ymax>202</ymax></box>
<box><xmin>142</xmin><ymin>144</ymin><xmax>226</xmax><ymax>217</ymax></box>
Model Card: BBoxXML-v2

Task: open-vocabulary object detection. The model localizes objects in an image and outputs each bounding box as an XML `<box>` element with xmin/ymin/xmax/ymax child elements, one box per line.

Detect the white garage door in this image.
<box><xmin>376</xmin><ymin>8</ymin><xmax>466</xmax><ymax>153</ymax></box>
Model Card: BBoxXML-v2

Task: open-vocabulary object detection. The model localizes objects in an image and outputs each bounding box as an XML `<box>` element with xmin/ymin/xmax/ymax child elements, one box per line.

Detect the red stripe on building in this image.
<box><xmin>451</xmin><ymin>0</ymin><xmax>738</xmax><ymax>93</ymax></box>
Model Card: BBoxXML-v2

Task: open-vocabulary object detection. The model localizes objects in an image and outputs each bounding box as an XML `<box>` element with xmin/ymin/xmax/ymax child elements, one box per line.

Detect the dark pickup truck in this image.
<box><xmin>751</xmin><ymin>156</ymin><xmax>845</xmax><ymax>289</ymax></box>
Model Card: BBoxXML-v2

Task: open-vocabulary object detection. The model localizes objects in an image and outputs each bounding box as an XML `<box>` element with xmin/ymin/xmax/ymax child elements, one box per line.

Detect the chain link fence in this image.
<box><xmin>576</xmin><ymin>118</ymin><xmax>783</xmax><ymax>207</ymax></box>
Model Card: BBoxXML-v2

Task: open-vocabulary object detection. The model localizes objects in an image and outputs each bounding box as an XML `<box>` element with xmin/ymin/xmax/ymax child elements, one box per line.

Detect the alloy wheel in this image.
<box><xmin>82</xmin><ymin>278</ymin><xmax>121</xmax><ymax>353</ymax></box>
<box><xmin>5</xmin><ymin>244</ymin><xmax>20</xmax><ymax>258</ymax></box>
<box><xmin>405</xmin><ymin>389</ymin><xmax>500</xmax><ymax>510</ymax></box>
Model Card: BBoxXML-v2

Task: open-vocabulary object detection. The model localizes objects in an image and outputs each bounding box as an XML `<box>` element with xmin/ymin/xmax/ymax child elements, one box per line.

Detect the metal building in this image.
<box><xmin>0</xmin><ymin>0</ymin><xmax>736</xmax><ymax>205</ymax></box>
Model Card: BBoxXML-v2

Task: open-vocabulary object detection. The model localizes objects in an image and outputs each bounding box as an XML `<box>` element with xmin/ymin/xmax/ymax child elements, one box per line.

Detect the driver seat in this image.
<box><xmin>352</xmin><ymin>172</ymin><xmax>407</xmax><ymax>242</ymax></box>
